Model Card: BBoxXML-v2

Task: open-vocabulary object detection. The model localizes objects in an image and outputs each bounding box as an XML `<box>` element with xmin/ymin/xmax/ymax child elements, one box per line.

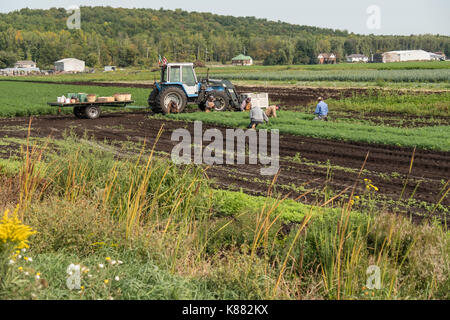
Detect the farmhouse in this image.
<box><xmin>14</xmin><ymin>60</ymin><xmax>37</xmax><ymax>68</ymax></box>
<box><xmin>232</xmin><ymin>54</ymin><xmax>253</xmax><ymax>66</ymax></box>
<box><xmin>382</xmin><ymin>50</ymin><xmax>438</xmax><ymax>63</ymax></box>
<box><xmin>317</xmin><ymin>53</ymin><xmax>336</xmax><ymax>64</ymax></box>
<box><xmin>346</xmin><ymin>54</ymin><xmax>368</xmax><ymax>63</ymax></box>
<box><xmin>54</xmin><ymin>58</ymin><xmax>85</xmax><ymax>72</ymax></box>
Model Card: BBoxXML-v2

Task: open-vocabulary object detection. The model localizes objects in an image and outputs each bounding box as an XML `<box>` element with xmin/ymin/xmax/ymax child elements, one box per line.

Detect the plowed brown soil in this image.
<box><xmin>0</xmin><ymin>111</ymin><xmax>448</xmax><ymax>220</ymax></box>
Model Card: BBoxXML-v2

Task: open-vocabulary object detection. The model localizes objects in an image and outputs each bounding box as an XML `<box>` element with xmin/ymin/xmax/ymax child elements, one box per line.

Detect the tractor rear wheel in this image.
<box><xmin>158</xmin><ymin>86</ymin><xmax>187</xmax><ymax>114</ymax></box>
<box><xmin>148</xmin><ymin>89</ymin><xmax>161</xmax><ymax>113</ymax></box>
<box><xmin>209</xmin><ymin>91</ymin><xmax>229</xmax><ymax>111</ymax></box>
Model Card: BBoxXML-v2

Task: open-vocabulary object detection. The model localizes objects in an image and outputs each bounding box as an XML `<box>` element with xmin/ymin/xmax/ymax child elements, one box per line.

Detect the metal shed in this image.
<box><xmin>382</xmin><ymin>50</ymin><xmax>432</xmax><ymax>63</ymax></box>
<box><xmin>54</xmin><ymin>58</ymin><xmax>85</xmax><ymax>72</ymax></box>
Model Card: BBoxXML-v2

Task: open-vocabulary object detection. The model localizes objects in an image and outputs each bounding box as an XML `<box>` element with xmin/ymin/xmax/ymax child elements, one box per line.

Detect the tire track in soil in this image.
<box><xmin>0</xmin><ymin>111</ymin><xmax>448</xmax><ymax>218</ymax></box>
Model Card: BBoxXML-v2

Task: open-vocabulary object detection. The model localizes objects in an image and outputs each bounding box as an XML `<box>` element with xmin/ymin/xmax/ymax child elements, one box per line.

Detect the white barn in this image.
<box><xmin>54</xmin><ymin>58</ymin><xmax>85</xmax><ymax>72</ymax></box>
<box><xmin>382</xmin><ymin>50</ymin><xmax>434</xmax><ymax>63</ymax></box>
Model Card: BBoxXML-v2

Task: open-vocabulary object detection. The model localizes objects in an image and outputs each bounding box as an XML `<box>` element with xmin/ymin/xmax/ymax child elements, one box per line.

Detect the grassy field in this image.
<box><xmin>0</xmin><ymin>81</ymin><xmax>149</xmax><ymax>117</ymax></box>
<box><xmin>164</xmin><ymin>111</ymin><xmax>450</xmax><ymax>151</ymax></box>
<box><xmin>0</xmin><ymin>134</ymin><xmax>448</xmax><ymax>300</ymax></box>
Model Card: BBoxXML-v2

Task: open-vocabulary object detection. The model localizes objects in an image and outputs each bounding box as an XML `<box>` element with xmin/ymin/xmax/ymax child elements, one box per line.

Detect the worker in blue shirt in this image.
<box><xmin>314</xmin><ymin>97</ymin><xmax>329</xmax><ymax>121</ymax></box>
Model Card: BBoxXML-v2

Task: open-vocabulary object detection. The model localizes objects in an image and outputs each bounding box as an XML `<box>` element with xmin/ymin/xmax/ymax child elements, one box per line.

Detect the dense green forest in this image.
<box><xmin>0</xmin><ymin>6</ymin><xmax>449</xmax><ymax>68</ymax></box>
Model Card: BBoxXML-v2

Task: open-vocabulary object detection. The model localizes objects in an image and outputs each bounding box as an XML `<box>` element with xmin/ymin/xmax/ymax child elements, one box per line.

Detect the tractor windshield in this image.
<box><xmin>182</xmin><ymin>66</ymin><xmax>196</xmax><ymax>86</ymax></box>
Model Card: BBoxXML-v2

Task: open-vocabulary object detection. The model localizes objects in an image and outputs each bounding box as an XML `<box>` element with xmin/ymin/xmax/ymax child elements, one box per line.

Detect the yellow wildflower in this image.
<box><xmin>18</xmin><ymin>266</ymin><xmax>23</xmax><ymax>271</ymax></box>
<box><xmin>104</xmin><ymin>279</ymin><xmax>109</xmax><ymax>284</ymax></box>
<box><xmin>105</xmin><ymin>257</ymin><xmax>111</xmax><ymax>261</ymax></box>
<box><xmin>0</xmin><ymin>207</ymin><xmax>36</xmax><ymax>249</ymax></box>
<box><xmin>355</xmin><ymin>196</ymin><xmax>360</xmax><ymax>200</ymax></box>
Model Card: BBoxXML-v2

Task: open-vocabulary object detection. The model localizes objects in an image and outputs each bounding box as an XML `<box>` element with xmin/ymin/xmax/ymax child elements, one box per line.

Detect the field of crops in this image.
<box><xmin>165</xmin><ymin>111</ymin><xmax>450</xmax><ymax>151</ymax></box>
<box><xmin>326</xmin><ymin>91</ymin><xmax>450</xmax><ymax>116</ymax></box>
<box><xmin>4</xmin><ymin>61</ymin><xmax>450</xmax><ymax>85</ymax></box>
<box><xmin>211</xmin><ymin>69</ymin><xmax>450</xmax><ymax>83</ymax></box>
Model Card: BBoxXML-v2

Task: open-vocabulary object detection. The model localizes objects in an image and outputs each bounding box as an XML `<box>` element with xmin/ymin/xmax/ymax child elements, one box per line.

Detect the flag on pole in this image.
<box><xmin>162</xmin><ymin>56</ymin><xmax>168</xmax><ymax>65</ymax></box>
<box><xmin>158</xmin><ymin>55</ymin><xmax>162</xmax><ymax>65</ymax></box>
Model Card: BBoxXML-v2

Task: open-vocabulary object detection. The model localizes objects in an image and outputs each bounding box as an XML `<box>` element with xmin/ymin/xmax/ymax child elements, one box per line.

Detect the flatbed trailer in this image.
<box><xmin>47</xmin><ymin>100</ymin><xmax>135</xmax><ymax>119</ymax></box>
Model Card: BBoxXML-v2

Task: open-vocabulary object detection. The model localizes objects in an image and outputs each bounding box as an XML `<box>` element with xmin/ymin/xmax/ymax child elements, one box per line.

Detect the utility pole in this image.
<box><xmin>146</xmin><ymin>47</ymin><xmax>150</xmax><ymax>59</ymax></box>
<box><xmin>243</xmin><ymin>46</ymin><xmax>246</xmax><ymax>55</ymax></box>
<box><xmin>205</xmin><ymin>48</ymin><xmax>208</xmax><ymax>62</ymax></box>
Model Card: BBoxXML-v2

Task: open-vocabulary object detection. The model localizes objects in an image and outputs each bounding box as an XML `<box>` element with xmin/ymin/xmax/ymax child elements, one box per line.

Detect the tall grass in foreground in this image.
<box><xmin>0</xmin><ymin>131</ymin><xmax>448</xmax><ymax>299</ymax></box>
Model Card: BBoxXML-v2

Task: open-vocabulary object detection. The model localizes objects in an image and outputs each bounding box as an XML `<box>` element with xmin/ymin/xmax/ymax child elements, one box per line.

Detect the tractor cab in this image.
<box><xmin>160</xmin><ymin>63</ymin><xmax>199</xmax><ymax>96</ymax></box>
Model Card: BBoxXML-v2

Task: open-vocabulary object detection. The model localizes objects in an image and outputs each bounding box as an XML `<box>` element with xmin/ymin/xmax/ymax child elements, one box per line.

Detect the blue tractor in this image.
<box><xmin>148</xmin><ymin>63</ymin><xmax>243</xmax><ymax>113</ymax></box>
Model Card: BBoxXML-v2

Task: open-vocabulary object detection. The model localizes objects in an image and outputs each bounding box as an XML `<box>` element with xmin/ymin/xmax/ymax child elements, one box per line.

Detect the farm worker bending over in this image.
<box><xmin>314</xmin><ymin>97</ymin><xmax>328</xmax><ymax>121</ymax></box>
<box><xmin>248</xmin><ymin>105</ymin><xmax>269</xmax><ymax>129</ymax></box>
<box><xmin>240</xmin><ymin>97</ymin><xmax>252</xmax><ymax>111</ymax></box>
<box><xmin>265</xmin><ymin>105</ymin><xmax>280</xmax><ymax>118</ymax></box>
<box><xmin>205</xmin><ymin>95</ymin><xmax>215</xmax><ymax>112</ymax></box>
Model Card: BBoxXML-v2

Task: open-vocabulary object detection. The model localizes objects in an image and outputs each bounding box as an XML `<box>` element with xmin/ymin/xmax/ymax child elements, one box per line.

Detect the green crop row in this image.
<box><xmin>210</xmin><ymin>69</ymin><xmax>450</xmax><ymax>83</ymax></box>
<box><xmin>165</xmin><ymin>111</ymin><xmax>450</xmax><ymax>151</ymax></box>
<box><xmin>327</xmin><ymin>91</ymin><xmax>450</xmax><ymax>117</ymax></box>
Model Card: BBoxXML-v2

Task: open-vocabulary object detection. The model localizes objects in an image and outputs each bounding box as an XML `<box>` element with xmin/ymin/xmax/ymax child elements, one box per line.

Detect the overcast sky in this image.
<box><xmin>0</xmin><ymin>0</ymin><xmax>449</xmax><ymax>36</ymax></box>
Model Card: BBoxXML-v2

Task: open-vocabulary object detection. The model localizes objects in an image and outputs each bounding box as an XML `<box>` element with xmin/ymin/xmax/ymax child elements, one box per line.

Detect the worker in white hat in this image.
<box><xmin>314</xmin><ymin>96</ymin><xmax>329</xmax><ymax>121</ymax></box>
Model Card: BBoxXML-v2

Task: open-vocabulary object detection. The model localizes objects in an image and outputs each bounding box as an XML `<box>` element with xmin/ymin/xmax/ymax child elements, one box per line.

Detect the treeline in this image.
<box><xmin>0</xmin><ymin>6</ymin><xmax>449</xmax><ymax>68</ymax></box>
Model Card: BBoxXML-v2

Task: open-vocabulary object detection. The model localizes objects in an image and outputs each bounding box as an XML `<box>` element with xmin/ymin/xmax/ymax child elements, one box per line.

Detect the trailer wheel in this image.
<box><xmin>210</xmin><ymin>91</ymin><xmax>229</xmax><ymax>111</ymax></box>
<box><xmin>85</xmin><ymin>106</ymin><xmax>101</xmax><ymax>119</ymax></box>
<box><xmin>73</xmin><ymin>107</ymin><xmax>86</xmax><ymax>118</ymax></box>
<box><xmin>158</xmin><ymin>86</ymin><xmax>187</xmax><ymax>114</ymax></box>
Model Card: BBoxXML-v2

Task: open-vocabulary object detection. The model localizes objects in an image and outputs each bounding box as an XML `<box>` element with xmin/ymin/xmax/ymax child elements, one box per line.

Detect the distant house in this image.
<box><xmin>14</xmin><ymin>60</ymin><xmax>37</xmax><ymax>68</ymax></box>
<box><xmin>382</xmin><ymin>50</ymin><xmax>437</xmax><ymax>63</ymax></box>
<box><xmin>54</xmin><ymin>58</ymin><xmax>85</xmax><ymax>72</ymax></box>
<box><xmin>232</xmin><ymin>54</ymin><xmax>253</xmax><ymax>66</ymax></box>
<box><xmin>317</xmin><ymin>53</ymin><xmax>336</xmax><ymax>64</ymax></box>
<box><xmin>346</xmin><ymin>54</ymin><xmax>369</xmax><ymax>63</ymax></box>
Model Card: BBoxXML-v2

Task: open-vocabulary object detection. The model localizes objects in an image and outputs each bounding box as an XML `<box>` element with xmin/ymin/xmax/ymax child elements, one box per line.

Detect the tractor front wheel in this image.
<box><xmin>209</xmin><ymin>91</ymin><xmax>229</xmax><ymax>111</ymax></box>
